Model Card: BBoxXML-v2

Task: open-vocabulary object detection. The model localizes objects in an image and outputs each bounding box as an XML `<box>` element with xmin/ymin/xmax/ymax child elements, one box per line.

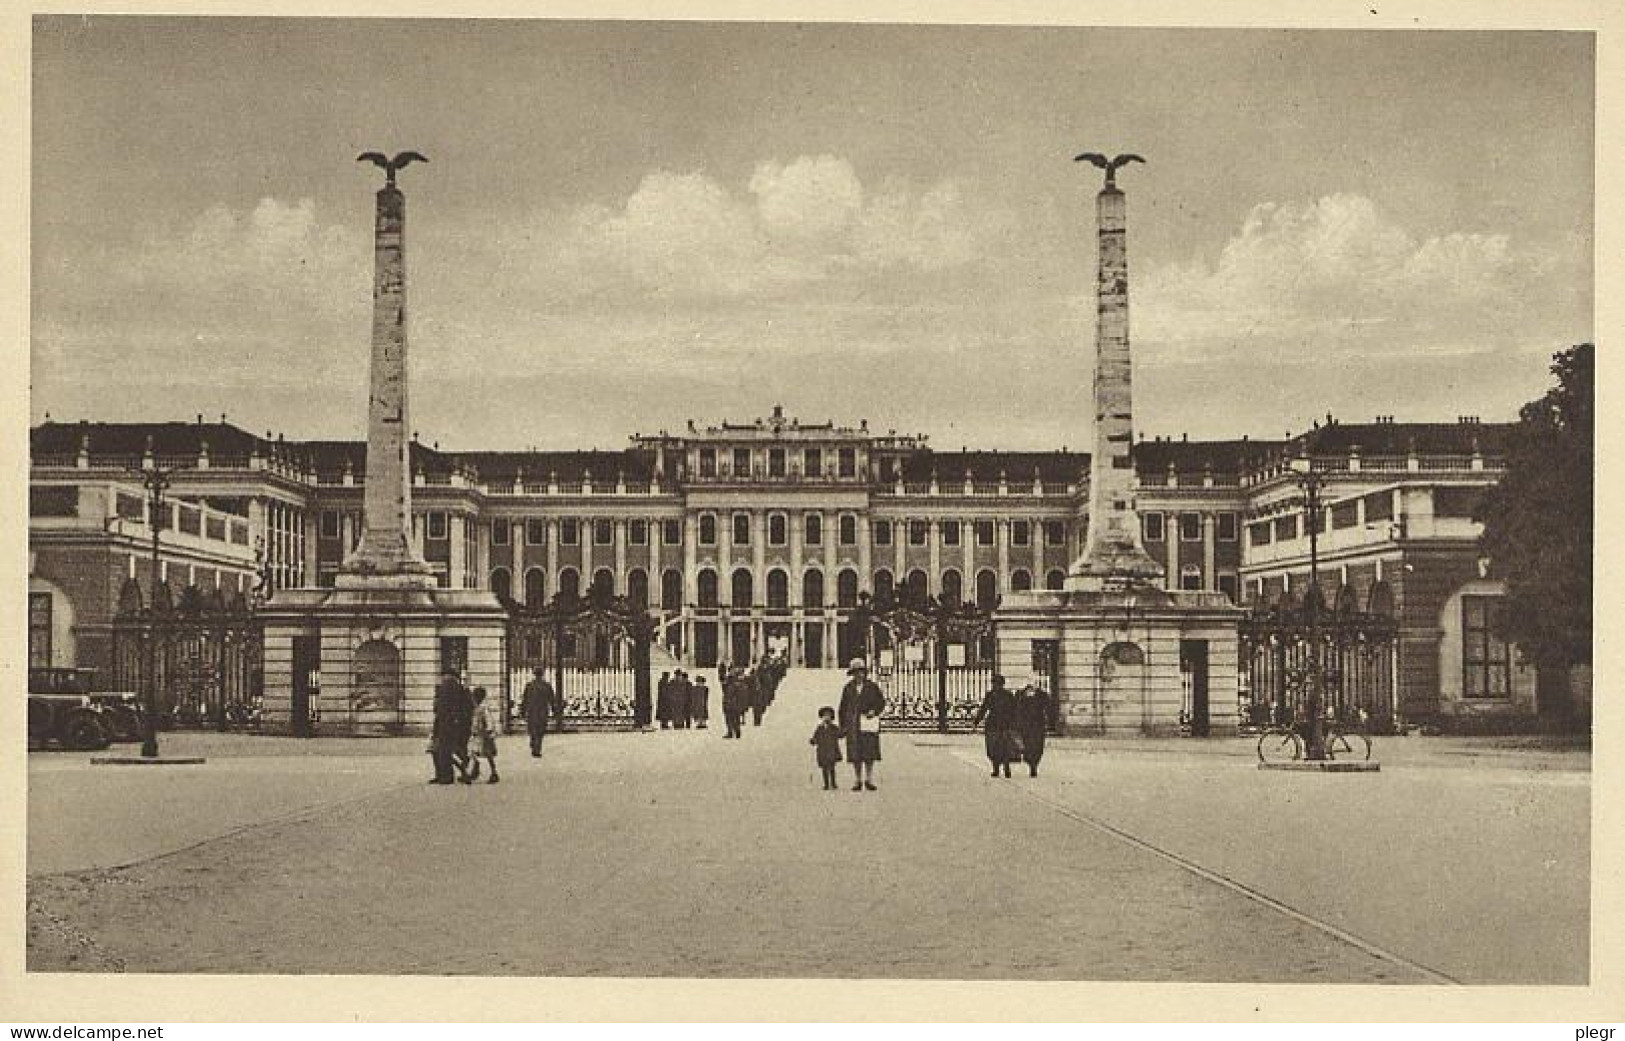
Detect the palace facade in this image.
<box><xmin>29</xmin><ymin>405</ymin><xmax>1547</xmax><ymax>725</ymax></box>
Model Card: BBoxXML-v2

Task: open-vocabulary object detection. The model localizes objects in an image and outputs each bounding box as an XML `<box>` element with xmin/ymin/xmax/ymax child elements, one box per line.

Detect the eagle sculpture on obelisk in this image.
<box><xmin>340</xmin><ymin>150</ymin><xmax>435</xmax><ymax>583</ymax></box>
<box><xmin>1068</xmin><ymin>150</ymin><xmax>1165</xmax><ymax>592</ymax></box>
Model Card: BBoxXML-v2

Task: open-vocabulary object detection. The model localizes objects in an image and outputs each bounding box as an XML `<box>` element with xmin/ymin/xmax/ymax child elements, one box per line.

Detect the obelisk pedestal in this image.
<box><xmin>994</xmin><ymin>153</ymin><xmax>1240</xmax><ymax>737</ymax></box>
<box><xmin>260</xmin><ymin>155</ymin><xmax>505</xmax><ymax>737</ymax></box>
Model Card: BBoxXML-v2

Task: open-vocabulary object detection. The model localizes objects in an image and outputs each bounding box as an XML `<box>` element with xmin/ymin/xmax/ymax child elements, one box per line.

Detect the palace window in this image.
<box><xmin>1044</xmin><ymin>520</ymin><xmax>1066</xmax><ymax>547</ymax></box>
<box><xmin>733</xmin><ymin>513</ymin><xmax>751</xmax><ymax>545</ymax></box>
<box><xmin>1144</xmin><ymin>512</ymin><xmax>1165</xmax><ymax>542</ymax></box>
<box><xmin>594</xmin><ymin>519</ymin><xmax>613</xmax><ymax>545</ymax></box>
<box><xmin>560</xmin><ymin>519</ymin><xmax>579</xmax><ymax>546</ymax></box>
<box><xmin>1179</xmin><ymin>512</ymin><xmax>1202</xmax><ymax>541</ymax></box>
<box><xmin>699</xmin><ymin>514</ymin><xmax>717</xmax><ymax>546</ymax></box>
<box><xmin>1011</xmin><ymin>569</ymin><xmax>1033</xmax><ymax>592</ymax></box>
<box><xmin>1463</xmin><ymin>595</ymin><xmax>1512</xmax><ymax>699</ymax></box>
<box><xmin>697</xmin><ymin>569</ymin><xmax>719</xmax><ymax>608</ymax></box>
<box><xmin>732</xmin><ymin>448</ymin><xmax>752</xmax><ymax>477</ymax></box>
<box><xmin>1273</xmin><ymin>515</ymin><xmax>1298</xmax><ymax>542</ymax></box>
<box><xmin>837</xmin><ymin>569</ymin><xmax>859</xmax><ymax>609</ymax></box>
<box><xmin>975</xmin><ymin>520</ymin><xmax>994</xmax><ymax>546</ymax></box>
<box><xmin>803</xmin><ymin>569</ymin><xmax>825</xmax><ymax>608</ymax></box>
<box><xmin>1248</xmin><ymin>521</ymin><xmax>1271</xmax><ymax>546</ymax></box>
<box><xmin>1364</xmin><ymin>491</ymin><xmax>1395</xmax><ymax>523</ymax></box>
<box><xmin>805</xmin><ymin>513</ymin><xmax>823</xmax><ymax>546</ymax></box>
<box><xmin>629</xmin><ymin>519</ymin><xmax>648</xmax><ymax>546</ymax></box>
<box><xmin>489</xmin><ymin>568</ymin><xmax>511</xmax><ymax>601</ymax></box>
<box><xmin>628</xmin><ymin>569</ymin><xmax>649</xmax><ymax>609</ymax></box>
<box><xmin>873</xmin><ymin>520</ymin><xmax>892</xmax><ymax>546</ymax></box>
<box><xmin>768</xmin><ymin>513</ymin><xmax>788</xmax><ymax>546</ymax></box>
<box><xmin>941</xmin><ymin>569</ymin><xmax>963</xmax><ymax>604</ymax></box>
<box><xmin>767</xmin><ymin>569</ymin><xmax>789</xmax><ymax>609</ymax></box>
<box><xmin>1217</xmin><ymin>573</ymin><xmax>1239</xmax><ymax>603</ymax></box>
<box><xmin>769</xmin><ymin>448</ymin><xmax>786</xmax><ymax>478</ymax></box>
<box><xmin>661</xmin><ymin>569</ymin><xmax>683</xmax><ymax>611</ymax></box>
<box><xmin>524</xmin><ymin>568</ymin><xmax>546</xmax><ymax>606</ymax></box>
<box><xmin>491</xmin><ymin>519</ymin><xmax>510</xmax><ymax>546</ymax></box>
<box><xmin>909</xmin><ymin>520</ymin><xmax>928</xmax><ymax>546</ymax></box>
<box><xmin>1044</xmin><ymin>568</ymin><xmax>1066</xmax><ymax>591</ymax></box>
<box><xmin>1011</xmin><ymin>521</ymin><xmax>1030</xmax><ymax>547</ymax></box>
<box><xmin>804</xmin><ymin>448</ymin><xmax>823</xmax><ymax>478</ymax></box>
<box><xmin>320</xmin><ymin>510</ymin><xmax>341</xmax><ymax>539</ymax></box>
<box><xmin>663</xmin><ymin>519</ymin><xmax>682</xmax><ymax>545</ymax></box>
<box><xmin>839</xmin><ymin>514</ymin><xmax>858</xmax><ymax>546</ymax></box>
<box><xmin>976</xmin><ymin>569</ymin><xmax>998</xmax><ymax>609</ymax></box>
<box><xmin>427</xmin><ymin>511</ymin><xmax>448</xmax><ymax>541</ymax></box>
<box><xmin>838</xmin><ymin>447</ymin><xmax>857</xmax><ymax>478</ymax></box>
<box><xmin>1331</xmin><ymin>500</ymin><xmax>1360</xmax><ymax>530</ymax></box>
<box><xmin>941</xmin><ymin>520</ymin><xmax>961</xmax><ymax>546</ymax></box>
<box><xmin>699</xmin><ymin>448</ymin><xmax>717</xmax><ymax>478</ymax></box>
<box><xmin>1180</xmin><ymin>565</ymin><xmax>1203</xmax><ymax>591</ymax></box>
<box><xmin>526</xmin><ymin>518</ymin><xmax>548</xmax><ymax>546</ymax></box>
<box><xmin>1217</xmin><ymin>512</ymin><xmax>1238</xmax><ymax>542</ymax></box>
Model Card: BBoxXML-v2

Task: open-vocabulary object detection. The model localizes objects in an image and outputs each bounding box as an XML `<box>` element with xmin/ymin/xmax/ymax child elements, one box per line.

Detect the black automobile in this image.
<box><xmin>27</xmin><ymin>667</ymin><xmax>134</xmax><ymax>751</ymax></box>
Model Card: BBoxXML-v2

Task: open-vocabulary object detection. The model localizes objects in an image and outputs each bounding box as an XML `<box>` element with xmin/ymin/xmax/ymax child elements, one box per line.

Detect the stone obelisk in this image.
<box><xmin>341</xmin><ymin>155</ymin><xmax>433</xmax><ymax>586</ymax></box>
<box><xmin>1069</xmin><ymin>155</ymin><xmax>1164</xmax><ymax>591</ymax></box>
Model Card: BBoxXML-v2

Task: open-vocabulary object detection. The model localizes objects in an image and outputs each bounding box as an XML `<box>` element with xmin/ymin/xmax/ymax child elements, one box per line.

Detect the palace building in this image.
<box><xmin>28</xmin><ymin>405</ymin><xmax>1547</xmax><ymax>727</ymax></box>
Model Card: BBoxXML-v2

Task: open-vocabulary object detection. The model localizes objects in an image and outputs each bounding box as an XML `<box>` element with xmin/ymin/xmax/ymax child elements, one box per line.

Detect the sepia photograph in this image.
<box><xmin>14</xmin><ymin>7</ymin><xmax>1605</xmax><ymax>1014</ymax></box>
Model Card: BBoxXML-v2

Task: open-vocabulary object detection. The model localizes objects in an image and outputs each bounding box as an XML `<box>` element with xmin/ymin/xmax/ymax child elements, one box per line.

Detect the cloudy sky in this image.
<box><xmin>31</xmin><ymin>19</ymin><xmax>1593</xmax><ymax>450</ymax></box>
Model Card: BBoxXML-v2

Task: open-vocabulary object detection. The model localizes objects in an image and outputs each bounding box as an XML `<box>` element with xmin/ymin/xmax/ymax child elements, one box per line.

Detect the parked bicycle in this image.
<box><xmin>1255</xmin><ymin>710</ymin><xmax>1372</xmax><ymax>763</ymax></box>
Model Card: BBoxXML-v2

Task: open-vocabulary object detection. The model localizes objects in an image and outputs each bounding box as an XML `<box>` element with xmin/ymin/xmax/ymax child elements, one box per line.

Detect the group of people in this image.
<box><xmin>716</xmin><ymin>653</ymin><xmax>787</xmax><ymax>738</ymax></box>
<box><xmin>654</xmin><ymin>670</ymin><xmax>711</xmax><ymax>729</ymax></box>
<box><xmin>429</xmin><ymin>669</ymin><xmax>503</xmax><ymax>785</ymax></box>
<box><xmin>970</xmin><ymin>673</ymin><xmax>1052</xmax><ymax>777</ymax></box>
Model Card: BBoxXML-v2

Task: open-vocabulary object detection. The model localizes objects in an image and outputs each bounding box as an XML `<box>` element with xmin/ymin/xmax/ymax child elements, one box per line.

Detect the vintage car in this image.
<box><xmin>27</xmin><ymin>667</ymin><xmax>134</xmax><ymax>750</ymax></box>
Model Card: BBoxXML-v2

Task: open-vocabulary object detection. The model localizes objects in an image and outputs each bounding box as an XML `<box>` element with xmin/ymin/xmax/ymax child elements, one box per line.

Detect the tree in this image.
<box><xmin>1476</xmin><ymin>343</ymin><xmax>1593</xmax><ymax>721</ymax></box>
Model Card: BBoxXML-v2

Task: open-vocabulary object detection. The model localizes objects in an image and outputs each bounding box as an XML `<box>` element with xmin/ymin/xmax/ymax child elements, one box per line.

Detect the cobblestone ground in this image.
<box><xmin>27</xmin><ymin>672</ymin><xmax>1587</xmax><ymax>981</ymax></box>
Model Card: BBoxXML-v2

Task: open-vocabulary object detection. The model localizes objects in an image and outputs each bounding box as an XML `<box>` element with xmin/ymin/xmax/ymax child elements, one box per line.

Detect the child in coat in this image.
<box><xmin>810</xmin><ymin>706</ymin><xmax>844</xmax><ymax>790</ymax></box>
<box><xmin>465</xmin><ymin>687</ymin><xmax>500</xmax><ymax>784</ymax></box>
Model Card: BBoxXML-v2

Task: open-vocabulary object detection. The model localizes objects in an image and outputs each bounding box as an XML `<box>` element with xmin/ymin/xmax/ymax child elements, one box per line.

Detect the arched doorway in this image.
<box><xmin>352</xmin><ymin>638</ymin><xmax>403</xmax><ymax>730</ymax></box>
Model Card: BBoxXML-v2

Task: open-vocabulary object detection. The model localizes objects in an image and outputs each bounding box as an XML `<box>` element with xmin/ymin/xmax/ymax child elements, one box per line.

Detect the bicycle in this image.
<box><xmin>1255</xmin><ymin>716</ymin><xmax>1372</xmax><ymax>762</ymax></box>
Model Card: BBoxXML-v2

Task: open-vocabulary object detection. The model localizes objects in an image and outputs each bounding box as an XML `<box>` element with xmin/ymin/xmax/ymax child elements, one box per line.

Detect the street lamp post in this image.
<box><xmin>1289</xmin><ymin>456</ymin><xmax>1328</xmax><ymax>760</ymax></box>
<box><xmin>138</xmin><ymin>462</ymin><xmax>175</xmax><ymax>758</ymax></box>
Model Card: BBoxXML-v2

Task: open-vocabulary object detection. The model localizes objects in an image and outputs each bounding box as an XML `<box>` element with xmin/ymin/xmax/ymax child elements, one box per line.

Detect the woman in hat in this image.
<box><xmin>837</xmin><ymin>658</ymin><xmax>886</xmax><ymax>791</ymax></box>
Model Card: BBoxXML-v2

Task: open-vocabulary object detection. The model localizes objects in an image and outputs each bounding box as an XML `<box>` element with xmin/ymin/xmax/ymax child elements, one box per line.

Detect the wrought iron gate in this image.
<box><xmin>110</xmin><ymin>578</ymin><xmax>263</xmax><ymax>730</ymax></box>
<box><xmin>851</xmin><ymin>589</ymin><xmax>996</xmax><ymax>731</ymax></box>
<box><xmin>1239</xmin><ymin>582</ymin><xmax>1398</xmax><ymax>733</ymax></box>
<box><xmin>503</xmin><ymin>589</ymin><xmax>654</xmax><ymax>730</ymax></box>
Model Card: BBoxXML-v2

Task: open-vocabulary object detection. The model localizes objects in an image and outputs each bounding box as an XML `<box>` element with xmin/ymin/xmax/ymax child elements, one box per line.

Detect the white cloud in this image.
<box><xmin>1135</xmin><ymin>193</ymin><xmax>1527</xmax><ymax>352</ymax></box>
<box><xmin>547</xmin><ymin>156</ymin><xmax>988</xmax><ymax>299</ymax></box>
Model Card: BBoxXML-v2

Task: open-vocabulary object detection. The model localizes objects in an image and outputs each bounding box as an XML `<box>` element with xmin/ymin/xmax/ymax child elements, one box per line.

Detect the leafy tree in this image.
<box><xmin>1477</xmin><ymin>343</ymin><xmax>1593</xmax><ymax>720</ymax></box>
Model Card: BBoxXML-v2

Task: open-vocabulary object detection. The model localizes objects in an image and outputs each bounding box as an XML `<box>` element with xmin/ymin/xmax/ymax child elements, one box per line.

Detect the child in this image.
<box><xmin>809</xmin><ymin>706</ymin><xmax>843</xmax><ymax>790</ymax></box>
<box><xmin>466</xmin><ymin>687</ymin><xmax>500</xmax><ymax>784</ymax></box>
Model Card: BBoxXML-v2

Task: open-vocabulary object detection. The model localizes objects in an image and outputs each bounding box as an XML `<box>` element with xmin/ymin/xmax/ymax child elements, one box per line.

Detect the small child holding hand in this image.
<box><xmin>810</xmin><ymin>705</ymin><xmax>843</xmax><ymax>790</ymax></box>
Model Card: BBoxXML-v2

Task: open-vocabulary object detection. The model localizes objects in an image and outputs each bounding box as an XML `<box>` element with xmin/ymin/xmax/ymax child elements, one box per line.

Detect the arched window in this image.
<box><xmin>697</xmin><ymin>569</ymin><xmax>719</xmax><ymax>608</ymax></box>
<box><xmin>1044</xmin><ymin>568</ymin><xmax>1066</xmax><ymax>591</ymax></box>
<box><xmin>558</xmin><ymin>567</ymin><xmax>580</xmax><ymax>600</ymax></box>
<box><xmin>767</xmin><ymin>569</ymin><xmax>789</xmax><ymax>609</ymax></box>
<box><xmin>837</xmin><ymin>568</ymin><xmax>859</xmax><ymax>608</ymax></box>
<box><xmin>490</xmin><ymin>567</ymin><xmax>511</xmax><ymax>602</ymax></box>
<box><xmin>661</xmin><ymin>568</ymin><xmax>683</xmax><ymax>611</ymax></box>
<box><xmin>940</xmin><ymin>569</ymin><xmax>963</xmax><ymax>605</ymax></box>
<box><xmin>524</xmin><ymin>567</ymin><xmax>546</xmax><ymax>606</ymax></box>
<box><xmin>627</xmin><ymin>568</ymin><xmax>649</xmax><ymax>609</ymax></box>
<box><xmin>731</xmin><ymin>568</ymin><xmax>754</xmax><ymax>608</ymax></box>
<box><xmin>1011</xmin><ymin>569</ymin><xmax>1032</xmax><ymax>592</ymax></box>
<box><xmin>976</xmin><ymin>569</ymin><xmax>998</xmax><ymax>610</ymax></box>
<box><xmin>873</xmin><ymin>568</ymin><xmax>894</xmax><ymax>600</ymax></box>
<box><xmin>803</xmin><ymin>569</ymin><xmax>825</xmax><ymax>608</ymax></box>
<box><xmin>905</xmin><ymin>568</ymin><xmax>928</xmax><ymax>603</ymax></box>
<box><xmin>592</xmin><ymin>568</ymin><xmax>615</xmax><ymax>598</ymax></box>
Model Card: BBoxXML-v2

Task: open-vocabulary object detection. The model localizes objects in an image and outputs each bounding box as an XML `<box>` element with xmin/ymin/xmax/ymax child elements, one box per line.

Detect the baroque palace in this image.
<box><xmin>29</xmin><ymin>405</ymin><xmax>1538</xmax><ymax>726</ymax></box>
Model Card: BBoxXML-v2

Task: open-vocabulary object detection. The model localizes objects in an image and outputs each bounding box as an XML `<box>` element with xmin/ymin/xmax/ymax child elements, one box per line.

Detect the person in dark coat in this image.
<box><xmin>690</xmin><ymin>675</ymin><xmax>710</xmax><ymax>728</ymax></box>
<box><xmin>449</xmin><ymin>675</ymin><xmax>477</xmax><ymax>782</ymax></box>
<box><xmin>429</xmin><ymin>669</ymin><xmax>466</xmax><ymax>784</ymax></box>
<box><xmin>809</xmin><ymin>705</ymin><xmax>843</xmax><ymax>790</ymax></box>
<box><xmin>750</xmin><ymin>663</ymin><xmax>771</xmax><ymax>726</ymax></box>
<box><xmin>1014</xmin><ymin>682</ymin><xmax>1052</xmax><ymax>777</ymax></box>
<box><xmin>656</xmin><ymin>671</ymin><xmax>673</xmax><ymax>728</ymax></box>
<box><xmin>971</xmin><ymin>673</ymin><xmax>1019</xmax><ymax>778</ymax></box>
<box><xmin>721</xmin><ymin>667</ymin><xmax>749</xmax><ymax>739</ymax></box>
<box><xmin>671</xmin><ymin>670</ymin><xmax>692</xmax><ymax>729</ymax></box>
<box><xmin>519</xmin><ymin>666</ymin><xmax>557</xmax><ymax>757</ymax></box>
<box><xmin>838</xmin><ymin>658</ymin><xmax>886</xmax><ymax>791</ymax></box>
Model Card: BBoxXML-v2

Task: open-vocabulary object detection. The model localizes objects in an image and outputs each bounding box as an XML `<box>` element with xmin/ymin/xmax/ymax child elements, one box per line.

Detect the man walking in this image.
<box><xmin>671</xmin><ymin>669</ymin><xmax>692</xmax><ymax>729</ymax></box>
<box><xmin>656</xmin><ymin>671</ymin><xmax>673</xmax><ymax>729</ymax></box>
<box><xmin>429</xmin><ymin>668</ymin><xmax>465</xmax><ymax>784</ymax></box>
<box><xmin>721</xmin><ymin>666</ymin><xmax>748</xmax><ymax>739</ymax></box>
<box><xmin>520</xmin><ymin>665</ymin><xmax>557</xmax><ymax>757</ymax></box>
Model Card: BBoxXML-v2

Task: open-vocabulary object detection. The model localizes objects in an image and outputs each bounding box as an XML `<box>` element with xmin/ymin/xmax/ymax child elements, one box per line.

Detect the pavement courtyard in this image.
<box><xmin>26</xmin><ymin>670</ymin><xmax>1590</xmax><ymax>983</ymax></box>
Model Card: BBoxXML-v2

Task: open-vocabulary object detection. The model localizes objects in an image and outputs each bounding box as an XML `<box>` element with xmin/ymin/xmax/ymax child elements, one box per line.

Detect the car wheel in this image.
<box><xmin>62</xmin><ymin>712</ymin><xmax>111</xmax><ymax>751</ymax></box>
